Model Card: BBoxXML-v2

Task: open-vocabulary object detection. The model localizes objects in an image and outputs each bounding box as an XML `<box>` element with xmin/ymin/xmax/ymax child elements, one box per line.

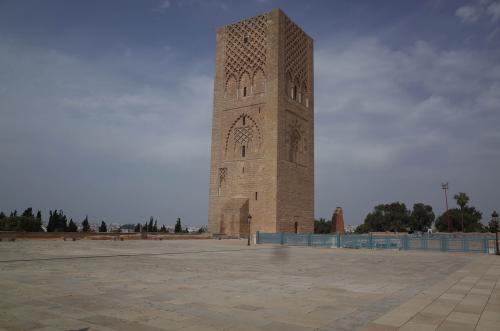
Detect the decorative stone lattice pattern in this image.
<box><xmin>224</xmin><ymin>114</ymin><xmax>262</xmax><ymax>155</ymax></box>
<box><xmin>224</xmin><ymin>14</ymin><xmax>268</xmax><ymax>84</ymax></box>
<box><xmin>234</xmin><ymin>127</ymin><xmax>254</xmax><ymax>145</ymax></box>
<box><xmin>284</xmin><ymin>16</ymin><xmax>308</xmax><ymax>87</ymax></box>
<box><xmin>219</xmin><ymin>168</ymin><xmax>227</xmax><ymax>184</ymax></box>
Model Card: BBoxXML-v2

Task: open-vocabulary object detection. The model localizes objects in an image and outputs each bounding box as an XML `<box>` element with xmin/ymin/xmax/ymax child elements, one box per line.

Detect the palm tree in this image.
<box><xmin>454</xmin><ymin>192</ymin><xmax>469</xmax><ymax>232</ymax></box>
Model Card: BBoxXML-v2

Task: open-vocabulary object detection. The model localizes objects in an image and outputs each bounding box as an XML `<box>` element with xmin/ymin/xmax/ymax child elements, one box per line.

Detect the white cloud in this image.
<box><xmin>314</xmin><ymin>34</ymin><xmax>500</xmax><ymax>223</ymax></box>
<box><xmin>154</xmin><ymin>0</ymin><xmax>171</xmax><ymax>12</ymax></box>
<box><xmin>315</xmin><ymin>36</ymin><xmax>500</xmax><ymax>180</ymax></box>
<box><xmin>0</xmin><ymin>35</ymin><xmax>213</xmax><ymax>167</ymax></box>
<box><xmin>456</xmin><ymin>5</ymin><xmax>482</xmax><ymax>23</ymax></box>
<box><xmin>487</xmin><ymin>2</ymin><xmax>500</xmax><ymax>21</ymax></box>
<box><xmin>455</xmin><ymin>1</ymin><xmax>500</xmax><ymax>23</ymax></box>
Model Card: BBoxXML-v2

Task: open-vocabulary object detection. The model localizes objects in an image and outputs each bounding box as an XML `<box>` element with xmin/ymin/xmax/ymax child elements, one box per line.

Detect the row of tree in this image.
<box><xmin>133</xmin><ymin>217</ymin><xmax>169</xmax><ymax>233</ymax></box>
<box><xmin>0</xmin><ymin>208</ymin><xmax>43</xmax><ymax>232</ymax></box>
<box><xmin>0</xmin><ymin>208</ymin><xmax>202</xmax><ymax>234</ymax></box>
<box><xmin>130</xmin><ymin>217</ymin><xmax>208</xmax><ymax>233</ymax></box>
<box><xmin>354</xmin><ymin>192</ymin><xmax>492</xmax><ymax>233</ymax></box>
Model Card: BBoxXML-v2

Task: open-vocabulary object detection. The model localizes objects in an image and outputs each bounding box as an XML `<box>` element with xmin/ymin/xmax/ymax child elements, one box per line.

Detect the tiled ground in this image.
<box><xmin>0</xmin><ymin>239</ymin><xmax>498</xmax><ymax>330</ymax></box>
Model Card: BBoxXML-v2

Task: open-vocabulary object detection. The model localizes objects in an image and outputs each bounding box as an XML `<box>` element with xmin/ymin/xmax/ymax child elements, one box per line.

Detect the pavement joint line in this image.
<box><xmin>473</xmin><ymin>275</ymin><xmax>498</xmax><ymax>330</ymax></box>
<box><xmin>396</xmin><ymin>272</ymin><xmax>463</xmax><ymax>330</ymax></box>
<box><xmin>393</xmin><ymin>260</ymin><xmax>484</xmax><ymax>330</ymax></box>
<box><xmin>433</xmin><ymin>261</ymin><xmax>484</xmax><ymax>331</ymax></box>
<box><xmin>436</xmin><ymin>268</ymin><xmax>481</xmax><ymax>330</ymax></box>
<box><xmin>0</xmin><ymin>246</ymin><xmax>278</xmax><ymax>264</ymax></box>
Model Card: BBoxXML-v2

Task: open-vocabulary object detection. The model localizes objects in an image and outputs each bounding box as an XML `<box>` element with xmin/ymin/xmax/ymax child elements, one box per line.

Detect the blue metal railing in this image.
<box><xmin>255</xmin><ymin>232</ymin><xmax>498</xmax><ymax>254</ymax></box>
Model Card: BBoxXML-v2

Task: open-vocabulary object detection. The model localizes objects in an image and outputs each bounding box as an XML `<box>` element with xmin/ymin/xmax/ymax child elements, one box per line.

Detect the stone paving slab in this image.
<box><xmin>0</xmin><ymin>240</ymin><xmax>498</xmax><ymax>330</ymax></box>
<box><xmin>360</xmin><ymin>253</ymin><xmax>500</xmax><ymax>331</ymax></box>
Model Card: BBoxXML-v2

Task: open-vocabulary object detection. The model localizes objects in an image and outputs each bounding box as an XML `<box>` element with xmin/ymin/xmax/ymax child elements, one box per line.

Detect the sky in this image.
<box><xmin>0</xmin><ymin>0</ymin><xmax>499</xmax><ymax>227</ymax></box>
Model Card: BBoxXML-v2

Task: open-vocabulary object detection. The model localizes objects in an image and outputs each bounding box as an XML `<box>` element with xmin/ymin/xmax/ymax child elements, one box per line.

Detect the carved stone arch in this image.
<box><xmin>225</xmin><ymin>74</ymin><xmax>238</xmax><ymax>99</ymax></box>
<box><xmin>286</xmin><ymin>71</ymin><xmax>294</xmax><ymax>98</ymax></box>
<box><xmin>239</xmin><ymin>71</ymin><xmax>251</xmax><ymax>97</ymax></box>
<box><xmin>252</xmin><ymin>68</ymin><xmax>266</xmax><ymax>95</ymax></box>
<box><xmin>286</xmin><ymin>118</ymin><xmax>305</xmax><ymax>164</ymax></box>
<box><xmin>301</xmin><ymin>81</ymin><xmax>309</xmax><ymax>107</ymax></box>
<box><xmin>224</xmin><ymin>113</ymin><xmax>262</xmax><ymax>159</ymax></box>
<box><xmin>224</xmin><ymin>13</ymin><xmax>268</xmax><ymax>85</ymax></box>
<box><xmin>293</xmin><ymin>76</ymin><xmax>301</xmax><ymax>102</ymax></box>
<box><xmin>289</xmin><ymin>128</ymin><xmax>301</xmax><ymax>162</ymax></box>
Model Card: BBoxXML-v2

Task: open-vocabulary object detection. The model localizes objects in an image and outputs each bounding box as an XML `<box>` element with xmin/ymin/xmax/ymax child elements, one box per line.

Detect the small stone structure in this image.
<box><xmin>331</xmin><ymin>207</ymin><xmax>345</xmax><ymax>234</ymax></box>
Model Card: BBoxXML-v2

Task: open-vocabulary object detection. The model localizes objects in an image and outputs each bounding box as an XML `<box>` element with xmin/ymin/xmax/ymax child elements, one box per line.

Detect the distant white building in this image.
<box><xmin>345</xmin><ymin>225</ymin><xmax>357</xmax><ymax>233</ymax></box>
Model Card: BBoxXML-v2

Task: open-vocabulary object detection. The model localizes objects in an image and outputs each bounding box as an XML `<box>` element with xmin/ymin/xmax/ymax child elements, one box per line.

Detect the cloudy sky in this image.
<box><xmin>0</xmin><ymin>0</ymin><xmax>499</xmax><ymax>226</ymax></box>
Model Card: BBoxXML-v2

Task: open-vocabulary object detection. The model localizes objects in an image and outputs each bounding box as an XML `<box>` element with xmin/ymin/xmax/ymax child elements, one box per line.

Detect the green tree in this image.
<box><xmin>314</xmin><ymin>218</ymin><xmax>331</xmax><ymax>234</ymax></box>
<box><xmin>36</xmin><ymin>210</ymin><xmax>42</xmax><ymax>221</ymax></box>
<box><xmin>82</xmin><ymin>216</ymin><xmax>90</xmax><ymax>232</ymax></box>
<box><xmin>99</xmin><ymin>221</ymin><xmax>107</xmax><ymax>233</ymax></box>
<box><xmin>0</xmin><ymin>212</ymin><xmax>5</xmax><ymax>219</ymax></box>
<box><xmin>198</xmin><ymin>226</ymin><xmax>207</xmax><ymax>233</ymax></box>
<box><xmin>142</xmin><ymin>221</ymin><xmax>148</xmax><ymax>232</ymax></box>
<box><xmin>22</xmin><ymin>207</ymin><xmax>34</xmax><ymax>218</ymax></box>
<box><xmin>354</xmin><ymin>224</ymin><xmax>368</xmax><ymax>234</ymax></box>
<box><xmin>153</xmin><ymin>220</ymin><xmax>158</xmax><ymax>232</ymax></box>
<box><xmin>148</xmin><ymin>217</ymin><xmax>154</xmax><ymax>232</ymax></box>
<box><xmin>134</xmin><ymin>223</ymin><xmax>141</xmax><ymax>232</ymax></box>
<box><xmin>0</xmin><ymin>208</ymin><xmax>42</xmax><ymax>232</ymax></box>
<box><xmin>409</xmin><ymin>203</ymin><xmax>435</xmax><ymax>232</ymax></box>
<box><xmin>67</xmin><ymin>219</ymin><xmax>78</xmax><ymax>232</ymax></box>
<box><xmin>454</xmin><ymin>192</ymin><xmax>470</xmax><ymax>232</ymax></box>
<box><xmin>175</xmin><ymin>218</ymin><xmax>182</xmax><ymax>233</ymax></box>
<box><xmin>435</xmin><ymin>207</ymin><xmax>483</xmax><ymax>232</ymax></box>
<box><xmin>47</xmin><ymin>210</ymin><xmax>68</xmax><ymax>232</ymax></box>
<box><xmin>362</xmin><ymin>202</ymin><xmax>411</xmax><ymax>232</ymax></box>
<box><xmin>489</xmin><ymin>211</ymin><xmax>499</xmax><ymax>255</ymax></box>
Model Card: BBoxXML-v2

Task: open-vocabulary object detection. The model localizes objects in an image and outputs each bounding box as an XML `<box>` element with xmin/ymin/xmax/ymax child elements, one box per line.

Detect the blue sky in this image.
<box><xmin>1</xmin><ymin>0</ymin><xmax>499</xmax><ymax>226</ymax></box>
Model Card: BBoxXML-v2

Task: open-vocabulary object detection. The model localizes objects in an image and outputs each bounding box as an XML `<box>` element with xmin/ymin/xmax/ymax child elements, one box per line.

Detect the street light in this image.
<box><xmin>247</xmin><ymin>214</ymin><xmax>252</xmax><ymax>246</ymax></box>
<box><xmin>441</xmin><ymin>182</ymin><xmax>451</xmax><ymax>232</ymax></box>
<box><xmin>492</xmin><ymin>211</ymin><xmax>499</xmax><ymax>256</ymax></box>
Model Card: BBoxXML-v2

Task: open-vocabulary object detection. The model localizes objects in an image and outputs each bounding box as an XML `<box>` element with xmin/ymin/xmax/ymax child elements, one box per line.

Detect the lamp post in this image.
<box><xmin>492</xmin><ymin>211</ymin><xmax>499</xmax><ymax>255</ymax></box>
<box><xmin>247</xmin><ymin>214</ymin><xmax>252</xmax><ymax>246</ymax></box>
<box><xmin>441</xmin><ymin>182</ymin><xmax>451</xmax><ymax>232</ymax></box>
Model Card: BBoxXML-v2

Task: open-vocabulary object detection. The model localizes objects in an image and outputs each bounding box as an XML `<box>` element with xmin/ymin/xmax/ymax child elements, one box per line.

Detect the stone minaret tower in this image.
<box><xmin>208</xmin><ymin>9</ymin><xmax>314</xmax><ymax>236</ymax></box>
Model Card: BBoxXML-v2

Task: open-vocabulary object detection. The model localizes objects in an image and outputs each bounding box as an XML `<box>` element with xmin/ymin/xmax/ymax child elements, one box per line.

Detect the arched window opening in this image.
<box><xmin>301</xmin><ymin>83</ymin><xmax>308</xmax><ymax>107</ymax></box>
<box><xmin>242</xmin><ymin>116</ymin><xmax>246</xmax><ymax>126</ymax></box>
<box><xmin>286</xmin><ymin>72</ymin><xmax>293</xmax><ymax>98</ymax></box>
<box><xmin>253</xmin><ymin>69</ymin><xmax>266</xmax><ymax>95</ymax></box>
<box><xmin>294</xmin><ymin>222</ymin><xmax>298</xmax><ymax>234</ymax></box>
<box><xmin>291</xmin><ymin>86</ymin><xmax>297</xmax><ymax>100</ymax></box>
<box><xmin>226</xmin><ymin>75</ymin><xmax>237</xmax><ymax>99</ymax></box>
<box><xmin>288</xmin><ymin>130</ymin><xmax>300</xmax><ymax>162</ymax></box>
<box><xmin>240</xmin><ymin>72</ymin><xmax>251</xmax><ymax>99</ymax></box>
<box><xmin>242</xmin><ymin>145</ymin><xmax>246</xmax><ymax>158</ymax></box>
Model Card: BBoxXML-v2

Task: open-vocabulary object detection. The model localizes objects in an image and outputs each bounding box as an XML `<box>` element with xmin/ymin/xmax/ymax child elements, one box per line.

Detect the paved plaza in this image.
<box><xmin>0</xmin><ymin>239</ymin><xmax>499</xmax><ymax>331</ymax></box>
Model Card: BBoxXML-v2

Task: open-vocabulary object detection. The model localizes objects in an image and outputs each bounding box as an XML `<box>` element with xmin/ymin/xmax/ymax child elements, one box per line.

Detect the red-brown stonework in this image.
<box><xmin>331</xmin><ymin>207</ymin><xmax>345</xmax><ymax>234</ymax></box>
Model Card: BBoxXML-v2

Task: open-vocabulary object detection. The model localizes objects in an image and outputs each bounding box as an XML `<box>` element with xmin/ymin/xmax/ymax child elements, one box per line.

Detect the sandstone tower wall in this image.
<box><xmin>208</xmin><ymin>9</ymin><xmax>314</xmax><ymax>236</ymax></box>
